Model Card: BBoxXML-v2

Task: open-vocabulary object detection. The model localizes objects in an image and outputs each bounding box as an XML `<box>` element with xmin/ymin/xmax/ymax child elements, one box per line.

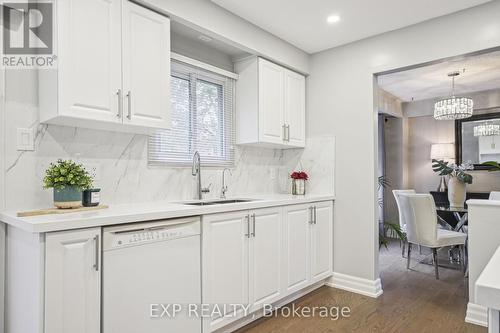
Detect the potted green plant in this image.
<box><xmin>43</xmin><ymin>159</ymin><xmax>93</xmax><ymax>209</ymax></box>
<box><xmin>432</xmin><ymin>159</ymin><xmax>473</xmax><ymax>208</ymax></box>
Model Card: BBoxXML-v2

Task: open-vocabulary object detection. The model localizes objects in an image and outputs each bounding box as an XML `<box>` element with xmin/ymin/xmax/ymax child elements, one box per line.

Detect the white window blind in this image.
<box><xmin>148</xmin><ymin>60</ymin><xmax>235</xmax><ymax>167</ymax></box>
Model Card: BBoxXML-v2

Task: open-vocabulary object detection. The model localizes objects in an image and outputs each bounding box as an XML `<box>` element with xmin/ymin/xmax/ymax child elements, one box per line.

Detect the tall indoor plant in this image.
<box><xmin>432</xmin><ymin>159</ymin><xmax>473</xmax><ymax>208</ymax></box>
<box><xmin>44</xmin><ymin>159</ymin><xmax>93</xmax><ymax>208</ymax></box>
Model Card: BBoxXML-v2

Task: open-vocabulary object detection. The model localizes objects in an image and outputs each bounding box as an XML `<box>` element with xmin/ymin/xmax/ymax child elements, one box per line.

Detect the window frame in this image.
<box><xmin>148</xmin><ymin>60</ymin><xmax>235</xmax><ymax>168</ymax></box>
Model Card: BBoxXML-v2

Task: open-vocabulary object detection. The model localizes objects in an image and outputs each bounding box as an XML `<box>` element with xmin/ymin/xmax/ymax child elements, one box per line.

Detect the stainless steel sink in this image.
<box><xmin>182</xmin><ymin>199</ymin><xmax>255</xmax><ymax>206</ymax></box>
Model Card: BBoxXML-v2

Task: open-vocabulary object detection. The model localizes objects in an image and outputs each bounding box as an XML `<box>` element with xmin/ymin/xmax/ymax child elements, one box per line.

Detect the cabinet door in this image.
<box><xmin>284</xmin><ymin>69</ymin><xmax>306</xmax><ymax>147</ymax></box>
<box><xmin>310</xmin><ymin>201</ymin><xmax>333</xmax><ymax>283</ymax></box>
<box><xmin>249</xmin><ymin>207</ymin><xmax>282</xmax><ymax>311</ymax></box>
<box><xmin>122</xmin><ymin>1</ymin><xmax>171</xmax><ymax>129</ymax></box>
<box><xmin>282</xmin><ymin>204</ymin><xmax>311</xmax><ymax>295</ymax></box>
<box><xmin>45</xmin><ymin>228</ymin><xmax>101</xmax><ymax>333</ymax></box>
<box><xmin>202</xmin><ymin>211</ymin><xmax>249</xmax><ymax>332</ymax></box>
<box><xmin>258</xmin><ymin>58</ymin><xmax>285</xmax><ymax>144</ymax></box>
<box><xmin>58</xmin><ymin>0</ymin><xmax>122</xmax><ymax>122</ymax></box>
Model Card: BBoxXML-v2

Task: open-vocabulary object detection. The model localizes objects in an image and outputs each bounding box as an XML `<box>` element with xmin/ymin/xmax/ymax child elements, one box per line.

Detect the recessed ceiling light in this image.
<box><xmin>327</xmin><ymin>15</ymin><xmax>340</xmax><ymax>24</ymax></box>
<box><xmin>198</xmin><ymin>35</ymin><xmax>213</xmax><ymax>42</ymax></box>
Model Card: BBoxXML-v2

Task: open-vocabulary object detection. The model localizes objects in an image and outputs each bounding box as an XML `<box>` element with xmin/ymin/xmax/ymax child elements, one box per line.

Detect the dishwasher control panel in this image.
<box><xmin>103</xmin><ymin>219</ymin><xmax>200</xmax><ymax>250</ymax></box>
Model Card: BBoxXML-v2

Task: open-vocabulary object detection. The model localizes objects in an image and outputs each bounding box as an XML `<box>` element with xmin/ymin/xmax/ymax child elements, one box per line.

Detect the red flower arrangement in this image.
<box><xmin>290</xmin><ymin>171</ymin><xmax>309</xmax><ymax>180</ymax></box>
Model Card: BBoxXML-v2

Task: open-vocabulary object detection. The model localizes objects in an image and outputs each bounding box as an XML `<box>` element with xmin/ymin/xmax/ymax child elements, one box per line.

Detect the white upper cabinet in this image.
<box><xmin>284</xmin><ymin>70</ymin><xmax>306</xmax><ymax>146</ymax></box>
<box><xmin>258</xmin><ymin>60</ymin><xmax>285</xmax><ymax>145</ymax></box>
<box><xmin>39</xmin><ymin>0</ymin><xmax>171</xmax><ymax>133</ymax></box>
<box><xmin>235</xmin><ymin>57</ymin><xmax>306</xmax><ymax>148</ymax></box>
<box><xmin>57</xmin><ymin>0</ymin><xmax>122</xmax><ymax>123</ymax></box>
<box><xmin>122</xmin><ymin>1</ymin><xmax>171</xmax><ymax>128</ymax></box>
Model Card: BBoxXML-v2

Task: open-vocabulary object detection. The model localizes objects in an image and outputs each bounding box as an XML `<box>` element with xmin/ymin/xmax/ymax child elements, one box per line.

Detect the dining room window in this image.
<box><xmin>148</xmin><ymin>60</ymin><xmax>235</xmax><ymax>167</ymax></box>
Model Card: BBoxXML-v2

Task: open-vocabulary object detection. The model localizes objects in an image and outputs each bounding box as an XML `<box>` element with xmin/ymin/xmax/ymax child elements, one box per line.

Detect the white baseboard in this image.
<box><xmin>326</xmin><ymin>272</ymin><xmax>383</xmax><ymax>298</ymax></box>
<box><xmin>466</xmin><ymin>302</ymin><xmax>488</xmax><ymax>327</ymax></box>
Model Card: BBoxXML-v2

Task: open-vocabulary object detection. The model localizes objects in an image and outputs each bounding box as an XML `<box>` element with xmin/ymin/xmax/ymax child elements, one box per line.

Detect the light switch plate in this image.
<box><xmin>16</xmin><ymin>128</ymin><xmax>35</xmax><ymax>151</ymax></box>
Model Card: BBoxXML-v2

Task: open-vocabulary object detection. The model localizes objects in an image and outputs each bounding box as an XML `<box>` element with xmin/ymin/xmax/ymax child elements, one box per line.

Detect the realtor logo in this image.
<box><xmin>1</xmin><ymin>1</ymin><xmax>56</xmax><ymax>68</ymax></box>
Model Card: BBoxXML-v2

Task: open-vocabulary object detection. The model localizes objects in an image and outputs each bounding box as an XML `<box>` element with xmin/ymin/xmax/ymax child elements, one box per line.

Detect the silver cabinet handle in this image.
<box><xmin>245</xmin><ymin>214</ymin><xmax>250</xmax><ymax>238</ymax></box>
<box><xmin>313</xmin><ymin>206</ymin><xmax>317</xmax><ymax>224</ymax></box>
<box><xmin>286</xmin><ymin>125</ymin><xmax>290</xmax><ymax>142</ymax></box>
<box><xmin>116</xmin><ymin>89</ymin><xmax>122</xmax><ymax>118</ymax></box>
<box><xmin>282</xmin><ymin>124</ymin><xmax>287</xmax><ymax>142</ymax></box>
<box><xmin>308</xmin><ymin>206</ymin><xmax>314</xmax><ymax>224</ymax></box>
<box><xmin>126</xmin><ymin>91</ymin><xmax>132</xmax><ymax>120</ymax></box>
<box><xmin>93</xmin><ymin>235</ymin><xmax>99</xmax><ymax>271</ymax></box>
<box><xmin>251</xmin><ymin>213</ymin><xmax>256</xmax><ymax>237</ymax></box>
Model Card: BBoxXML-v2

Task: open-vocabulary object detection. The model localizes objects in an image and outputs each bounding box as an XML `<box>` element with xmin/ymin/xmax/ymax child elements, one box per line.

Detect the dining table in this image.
<box><xmin>435</xmin><ymin>205</ymin><xmax>468</xmax><ymax>231</ymax></box>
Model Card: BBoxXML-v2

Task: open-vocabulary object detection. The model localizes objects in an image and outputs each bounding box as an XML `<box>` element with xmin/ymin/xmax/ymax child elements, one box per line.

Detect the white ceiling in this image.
<box><xmin>211</xmin><ymin>0</ymin><xmax>491</xmax><ymax>54</ymax></box>
<box><xmin>378</xmin><ymin>50</ymin><xmax>500</xmax><ymax>102</ymax></box>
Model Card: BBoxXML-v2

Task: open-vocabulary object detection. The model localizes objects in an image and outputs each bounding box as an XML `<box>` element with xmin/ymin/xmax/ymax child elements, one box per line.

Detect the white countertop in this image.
<box><xmin>476</xmin><ymin>245</ymin><xmax>500</xmax><ymax>311</ymax></box>
<box><xmin>0</xmin><ymin>194</ymin><xmax>334</xmax><ymax>233</ymax></box>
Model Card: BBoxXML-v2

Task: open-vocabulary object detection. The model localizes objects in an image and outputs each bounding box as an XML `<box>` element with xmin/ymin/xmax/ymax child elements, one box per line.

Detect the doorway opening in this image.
<box><xmin>374</xmin><ymin>48</ymin><xmax>500</xmax><ymax>327</ymax></box>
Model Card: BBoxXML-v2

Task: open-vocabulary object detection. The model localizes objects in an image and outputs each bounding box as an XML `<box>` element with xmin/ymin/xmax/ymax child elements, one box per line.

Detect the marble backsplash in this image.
<box><xmin>4</xmin><ymin>103</ymin><xmax>335</xmax><ymax>210</ymax></box>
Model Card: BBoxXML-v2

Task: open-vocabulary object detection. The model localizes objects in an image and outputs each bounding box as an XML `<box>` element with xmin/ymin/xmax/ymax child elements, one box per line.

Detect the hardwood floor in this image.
<box><xmin>236</xmin><ymin>241</ymin><xmax>486</xmax><ymax>333</ymax></box>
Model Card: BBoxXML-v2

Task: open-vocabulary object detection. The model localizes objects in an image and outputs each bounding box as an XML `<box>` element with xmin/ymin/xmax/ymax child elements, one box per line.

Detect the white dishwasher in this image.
<box><xmin>102</xmin><ymin>217</ymin><xmax>201</xmax><ymax>333</ymax></box>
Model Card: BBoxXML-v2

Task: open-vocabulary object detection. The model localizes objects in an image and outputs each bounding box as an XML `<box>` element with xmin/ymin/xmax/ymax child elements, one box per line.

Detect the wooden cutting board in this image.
<box><xmin>17</xmin><ymin>205</ymin><xmax>109</xmax><ymax>217</ymax></box>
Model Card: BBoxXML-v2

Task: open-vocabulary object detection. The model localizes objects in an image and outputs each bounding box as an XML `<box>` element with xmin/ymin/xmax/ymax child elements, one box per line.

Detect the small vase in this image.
<box><xmin>53</xmin><ymin>186</ymin><xmax>83</xmax><ymax>209</ymax></box>
<box><xmin>448</xmin><ymin>177</ymin><xmax>466</xmax><ymax>208</ymax></box>
<box><xmin>292</xmin><ymin>179</ymin><xmax>306</xmax><ymax>195</ymax></box>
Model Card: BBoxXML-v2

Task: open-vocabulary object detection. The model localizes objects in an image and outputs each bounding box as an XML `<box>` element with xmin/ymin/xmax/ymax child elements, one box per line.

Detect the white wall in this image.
<box><xmin>139</xmin><ymin>0</ymin><xmax>309</xmax><ymax>74</ymax></box>
<box><xmin>308</xmin><ymin>0</ymin><xmax>500</xmax><ymax>284</ymax></box>
<box><xmin>379</xmin><ymin>89</ymin><xmax>403</xmax><ymax>118</ymax></box>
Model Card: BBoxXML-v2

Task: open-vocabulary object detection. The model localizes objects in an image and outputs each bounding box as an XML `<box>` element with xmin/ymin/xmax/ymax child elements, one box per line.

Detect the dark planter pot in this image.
<box><xmin>53</xmin><ymin>186</ymin><xmax>82</xmax><ymax>209</ymax></box>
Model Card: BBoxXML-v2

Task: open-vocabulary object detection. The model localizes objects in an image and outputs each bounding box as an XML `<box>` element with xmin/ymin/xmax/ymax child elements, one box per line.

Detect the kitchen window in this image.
<box><xmin>148</xmin><ymin>60</ymin><xmax>235</xmax><ymax>167</ymax></box>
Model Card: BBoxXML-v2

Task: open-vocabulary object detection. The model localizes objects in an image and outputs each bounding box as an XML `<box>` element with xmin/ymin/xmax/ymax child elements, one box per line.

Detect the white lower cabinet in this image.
<box><xmin>202</xmin><ymin>207</ymin><xmax>282</xmax><ymax>332</ymax></box>
<box><xmin>248</xmin><ymin>208</ymin><xmax>282</xmax><ymax>311</ymax></box>
<box><xmin>310</xmin><ymin>201</ymin><xmax>334</xmax><ymax>283</ymax></box>
<box><xmin>283</xmin><ymin>204</ymin><xmax>311</xmax><ymax>294</ymax></box>
<box><xmin>45</xmin><ymin>227</ymin><xmax>101</xmax><ymax>333</ymax></box>
<box><xmin>203</xmin><ymin>201</ymin><xmax>333</xmax><ymax>332</ymax></box>
<box><xmin>202</xmin><ymin>211</ymin><xmax>250</xmax><ymax>332</ymax></box>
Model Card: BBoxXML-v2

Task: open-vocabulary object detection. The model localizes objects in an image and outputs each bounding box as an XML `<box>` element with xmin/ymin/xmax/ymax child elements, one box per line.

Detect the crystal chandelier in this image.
<box><xmin>474</xmin><ymin>123</ymin><xmax>500</xmax><ymax>137</ymax></box>
<box><xmin>434</xmin><ymin>71</ymin><xmax>473</xmax><ymax>120</ymax></box>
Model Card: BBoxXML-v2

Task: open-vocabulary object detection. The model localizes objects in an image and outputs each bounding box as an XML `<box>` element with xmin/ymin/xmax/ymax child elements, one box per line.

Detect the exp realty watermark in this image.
<box><xmin>150</xmin><ymin>303</ymin><xmax>351</xmax><ymax>321</ymax></box>
<box><xmin>1</xmin><ymin>1</ymin><xmax>56</xmax><ymax>68</ymax></box>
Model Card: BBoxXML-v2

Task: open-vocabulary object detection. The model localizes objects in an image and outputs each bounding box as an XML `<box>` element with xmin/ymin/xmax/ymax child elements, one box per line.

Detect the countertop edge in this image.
<box><xmin>0</xmin><ymin>195</ymin><xmax>335</xmax><ymax>233</ymax></box>
<box><xmin>467</xmin><ymin>199</ymin><xmax>500</xmax><ymax>207</ymax></box>
<box><xmin>476</xmin><ymin>245</ymin><xmax>500</xmax><ymax>311</ymax></box>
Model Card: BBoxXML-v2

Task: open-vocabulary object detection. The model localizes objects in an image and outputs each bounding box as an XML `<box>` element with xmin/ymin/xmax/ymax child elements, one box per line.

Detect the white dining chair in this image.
<box><xmin>399</xmin><ymin>193</ymin><xmax>467</xmax><ymax>279</ymax></box>
<box><xmin>392</xmin><ymin>189</ymin><xmax>415</xmax><ymax>257</ymax></box>
<box><xmin>489</xmin><ymin>191</ymin><xmax>500</xmax><ymax>200</ymax></box>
